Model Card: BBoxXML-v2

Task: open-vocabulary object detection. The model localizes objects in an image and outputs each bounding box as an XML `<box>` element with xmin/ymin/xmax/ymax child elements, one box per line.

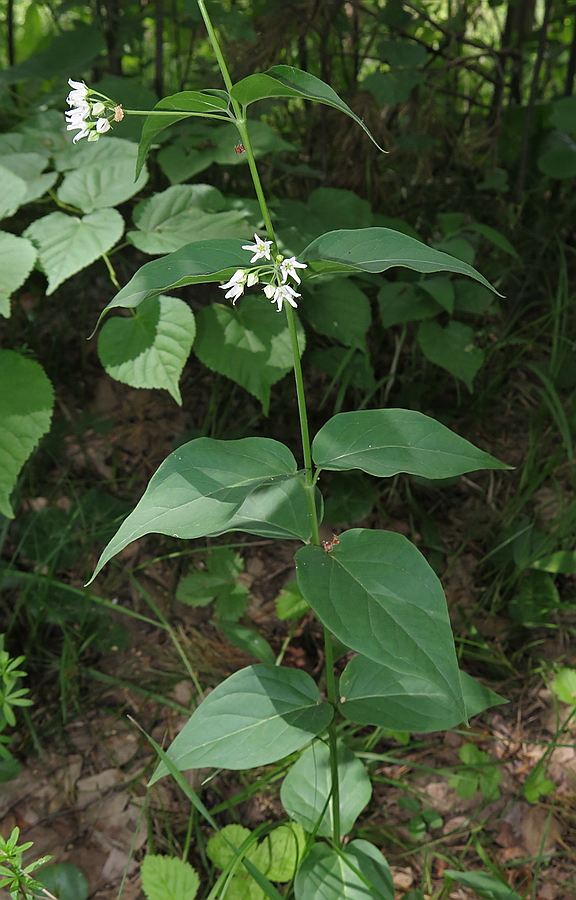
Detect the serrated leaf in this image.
<box><xmin>231</xmin><ymin>66</ymin><xmax>385</xmax><ymax>152</ymax></box>
<box><xmin>150</xmin><ymin>664</ymin><xmax>333</xmax><ymax>779</ymax></box>
<box><xmin>0</xmin><ymin>232</ymin><xmax>37</xmax><ymax>317</ymax></box>
<box><xmin>312</xmin><ymin>409</ymin><xmax>507</xmax><ymax>479</ymax></box>
<box><xmin>57</xmin><ymin>138</ymin><xmax>148</xmax><ymax>213</ymax></box>
<box><xmin>98</xmin><ymin>294</ymin><xmax>195</xmax><ymax>404</ymax></box>
<box><xmin>140</xmin><ymin>855</ymin><xmax>199</xmax><ymax>900</ymax></box>
<box><xmin>24</xmin><ymin>208</ymin><xmax>124</xmax><ymax>294</ymax></box>
<box><xmin>0</xmin><ymin>350</ymin><xmax>54</xmax><ymax>518</ymax></box>
<box><xmin>88</xmin><ymin>437</ymin><xmax>298</xmax><ymax>582</ymax></box>
<box><xmin>301</xmin><ymin>228</ymin><xmax>499</xmax><ymax>293</ymax></box>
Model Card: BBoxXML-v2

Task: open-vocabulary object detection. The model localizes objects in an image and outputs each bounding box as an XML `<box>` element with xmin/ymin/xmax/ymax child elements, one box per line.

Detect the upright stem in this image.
<box><xmin>323</xmin><ymin>626</ymin><xmax>342</xmax><ymax>845</ymax></box>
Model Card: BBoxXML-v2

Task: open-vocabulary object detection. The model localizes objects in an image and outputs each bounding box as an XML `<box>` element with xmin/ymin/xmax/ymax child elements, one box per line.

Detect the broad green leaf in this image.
<box><xmin>136</xmin><ymin>91</ymin><xmax>232</xmax><ymax>177</ymax></box>
<box><xmin>88</xmin><ymin>437</ymin><xmax>297</xmax><ymax>582</ymax></box>
<box><xmin>301</xmin><ymin>228</ymin><xmax>498</xmax><ymax>293</ymax></box>
<box><xmin>0</xmin><ymin>232</ymin><xmax>36</xmax><ymax>317</ymax></box>
<box><xmin>281</xmin><ymin>741</ymin><xmax>371</xmax><ymax>836</ymax></box>
<box><xmin>208</xmin><ymin>476</ymin><xmax>321</xmax><ymax>542</ymax></box>
<box><xmin>128</xmin><ymin>183</ymin><xmax>250</xmax><ymax>254</ymax></box>
<box><xmin>99</xmin><ymin>239</ymin><xmax>252</xmax><ymax>318</ymax></box>
<box><xmin>417</xmin><ymin>320</ymin><xmax>484</xmax><ymax>391</ymax></box>
<box><xmin>0</xmin><ymin>351</ymin><xmax>54</xmax><ymax>519</ymax></box>
<box><xmin>294</xmin><ymin>839</ymin><xmax>394</xmax><ymax>900</ymax></box>
<box><xmin>444</xmin><ymin>870</ymin><xmax>521</xmax><ymax>900</ymax></box>
<box><xmin>361</xmin><ymin>69</ymin><xmax>424</xmax><ymax>106</ymax></box>
<box><xmin>465</xmin><ymin>223</ymin><xmax>519</xmax><ymax>259</ymax></box>
<box><xmin>312</xmin><ymin>409</ymin><xmax>507</xmax><ymax>479</ymax></box>
<box><xmin>378</xmin><ymin>281</ymin><xmax>441</xmax><ymax>328</ymax></box>
<box><xmin>295</xmin><ymin>529</ymin><xmax>465</xmax><ymax>720</ymax></box>
<box><xmin>0</xmin><ymin>164</ymin><xmax>27</xmax><ymax>220</ymax></box>
<box><xmin>36</xmin><ymin>865</ymin><xmax>88</xmax><ymax>900</ymax></box>
<box><xmin>538</xmin><ymin>140</ymin><xmax>576</xmax><ymax>179</ymax></box>
<box><xmin>97</xmin><ymin>294</ymin><xmax>195</xmax><ymax>404</ymax></box>
<box><xmin>275</xmin><ymin>581</ymin><xmax>310</xmax><ymax>620</ymax></box>
<box><xmin>150</xmin><ymin>664</ymin><xmax>333</xmax><ymax>779</ymax></box>
<box><xmin>377</xmin><ymin>39</ymin><xmax>429</xmax><ymax>66</ymax></box>
<box><xmin>339</xmin><ymin>657</ymin><xmax>505</xmax><ymax>732</ymax></box>
<box><xmin>551</xmin><ymin>668</ymin><xmax>576</xmax><ymax>705</ymax></box>
<box><xmin>0</xmin><ymin>152</ymin><xmax>57</xmax><ymax>204</ymax></box>
<box><xmin>0</xmin><ymin>22</ymin><xmax>105</xmax><ymax>86</ymax></box>
<box><xmin>231</xmin><ymin>66</ymin><xmax>385</xmax><ymax>152</ymax></box>
<box><xmin>418</xmin><ymin>276</ymin><xmax>455</xmax><ymax>313</ymax></box>
<box><xmin>57</xmin><ymin>138</ymin><xmax>148</xmax><ymax>213</ymax></box>
<box><xmin>24</xmin><ymin>208</ymin><xmax>124</xmax><ymax>295</ymax></box>
<box><xmin>532</xmin><ymin>549</ymin><xmax>576</xmax><ymax>573</ymax></box>
<box><xmin>303</xmin><ymin>278</ymin><xmax>371</xmax><ymax>350</ymax></box>
<box><xmin>551</xmin><ymin>95</ymin><xmax>576</xmax><ymax>133</ymax></box>
<box><xmin>140</xmin><ymin>855</ymin><xmax>199</xmax><ymax>900</ymax></box>
<box><xmin>324</xmin><ymin>471</ymin><xmax>374</xmax><ymax>526</ymax></box>
<box><xmin>252</xmin><ymin>824</ymin><xmax>306</xmax><ymax>882</ymax></box>
<box><xmin>218</xmin><ymin>621</ymin><xmax>276</xmax><ymax>665</ymax></box>
<box><xmin>454</xmin><ymin>279</ymin><xmax>495</xmax><ymax>315</ymax></box>
<box><xmin>193</xmin><ymin>296</ymin><xmax>305</xmax><ymax>415</ymax></box>
<box><xmin>207</xmin><ymin>824</ymin><xmax>256</xmax><ymax>870</ymax></box>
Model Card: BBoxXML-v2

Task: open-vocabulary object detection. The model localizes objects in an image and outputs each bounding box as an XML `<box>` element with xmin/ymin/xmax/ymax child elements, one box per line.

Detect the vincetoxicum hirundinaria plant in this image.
<box><xmin>79</xmin><ymin>3</ymin><xmax>510</xmax><ymax>896</ymax></box>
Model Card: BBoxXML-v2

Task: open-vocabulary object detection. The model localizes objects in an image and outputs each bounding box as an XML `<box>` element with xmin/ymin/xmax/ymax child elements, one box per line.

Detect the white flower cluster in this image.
<box><xmin>65</xmin><ymin>79</ymin><xmax>118</xmax><ymax>144</ymax></box>
<box><xmin>220</xmin><ymin>234</ymin><xmax>307</xmax><ymax>313</ymax></box>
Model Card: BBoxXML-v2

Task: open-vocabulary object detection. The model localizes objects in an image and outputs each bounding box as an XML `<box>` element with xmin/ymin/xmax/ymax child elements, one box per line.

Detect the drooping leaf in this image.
<box><xmin>57</xmin><ymin>137</ymin><xmax>148</xmax><ymax>214</ymax></box>
<box><xmin>193</xmin><ymin>295</ymin><xmax>305</xmax><ymax>415</ymax></box>
<box><xmin>295</xmin><ymin>529</ymin><xmax>465</xmax><ymax>720</ymax></box>
<box><xmin>294</xmin><ymin>839</ymin><xmax>394</xmax><ymax>900</ymax></box>
<box><xmin>312</xmin><ymin>409</ymin><xmax>507</xmax><ymax>479</ymax></box>
<box><xmin>0</xmin><ymin>232</ymin><xmax>36</xmax><ymax>317</ymax></box>
<box><xmin>97</xmin><ymin>294</ymin><xmax>195</xmax><ymax>404</ymax></box>
<box><xmin>88</xmin><ymin>437</ymin><xmax>297</xmax><ymax>582</ymax></box>
<box><xmin>98</xmin><ymin>239</ymin><xmax>252</xmax><ymax>318</ymax></box>
<box><xmin>281</xmin><ymin>741</ymin><xmax>372</xmax><ymax>836</ymax></box>
<box><xmin>338</xmin><ymin>657</ymin><xmax>505</xmax><ymax>732</ymax></box>
<box><xmin>231</xmin><ymin>66</ymin><xmax>385</xmax><ymax>152</ymax></box>
<box><xmin>443</xmin><ymin>870</ymin><xmax>521</xmax><ymax>900</ymax></box>
<box><xmin>301</xmin><ymin>228</ymin><xmax>498</xmax><ymax>293</ymax></box>
<box><xmin>417</xmin><ymin>320</ymin><xmax>484</xmax><ymax>391</ymax></box>
<box><xmin>136</xmin><ymin>90</ymin><xmax>232</xmax><ymax>177</ymax></box>
<box><xmin>0</xmin><ymin>351</ymin><xmax>54</xmax><ymax>518</ymax></box>
<box><xmin>24</xmin><ymin>208</ymin><xmax>124</xmax><ymax>294</ymax></box>
<box><xmin>140</xmin><ymin>855</ymin><xmax>200</xmax><ymax>900</ymax></box>
<box><xmin>150</xmin><ymin>664</ymin><xmax>333</xmax><ymax>780</ymax></box>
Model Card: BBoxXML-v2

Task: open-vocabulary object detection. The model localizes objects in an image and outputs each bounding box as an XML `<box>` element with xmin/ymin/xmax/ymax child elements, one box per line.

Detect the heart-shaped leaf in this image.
<box><xmin>294</xmin><ymin>839</ymin><xmax>394</xmax><ymax>900</ymax></box>
<box><xmin>0</xmin><ymin>232</ymin><xmax>36</xmax><ymax>317</ymax></box>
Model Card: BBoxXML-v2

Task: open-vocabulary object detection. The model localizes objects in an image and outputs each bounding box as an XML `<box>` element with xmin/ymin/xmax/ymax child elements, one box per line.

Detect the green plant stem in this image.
<box><xmin>102</xmin><ymin>252</ymin><xmax>120</xmax><ymax>290</ymax></box>
<box><xmin>323</xmin><ymin>626</ymin><xmax>341</xmax><ymax>846</ymax></box>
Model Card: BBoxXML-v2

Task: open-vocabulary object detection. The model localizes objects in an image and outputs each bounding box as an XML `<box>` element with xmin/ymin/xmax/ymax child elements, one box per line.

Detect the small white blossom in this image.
<box><xmin>96</xmin><ymin>118</ymin><xmax>111</xmax><ymax>134</ymax></box>
<box><xmin>242</xmin><ymin>234</ymin><xmax>273</xmax><ymax>263</ymax></box>
<box><xmin>280</xmin><ymin>256</ymin><xmax>307</xmax><ymax>285</ymax></box>
<box><xmin>220</xmin><ymin>269</ymin><xmax>249</xmax><ymax>304</ymax></box>
<box><xmin>65</xmin><ymin>78</ymin><xmax>116</xmax><ymax>144</ymax></box>
<box><xmin>66</xmin><ymin>78</ymin><xmax>88</xmax><ymax>105</ymax></box>
<box><xmin>264</xmin><ymin>283</ymin><xmax>301</xmax><ymax>312</ymax></box>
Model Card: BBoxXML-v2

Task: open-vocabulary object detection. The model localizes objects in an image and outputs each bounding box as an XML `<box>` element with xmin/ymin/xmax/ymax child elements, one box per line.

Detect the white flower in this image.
<box><xmin>264</xmin><ymin>283</ymin><xmax>301</xmax><ymax>312</ymax></box>
<box><xmin>280</xmin><ymin>256</ymin><xmax>307</xmax><ymax>285</ymax></box>
<box><xmin>220</xmin><ymin>269</ymin><xmax>249</xmax><ymax>304</ymax></box>
<box><xmin>242</xmin><ymin>234</ymin><xmax>273</xmax><ymax>263</ymax></box>
<box><xmin>96</xmin><ymin>118</ymin><xmax>111</xmax><ymax>134</ymax></box>
<box><xmin>67</xmin><ymin>78</ymin><xmax>88</xmax><ymax>105</ymax></box>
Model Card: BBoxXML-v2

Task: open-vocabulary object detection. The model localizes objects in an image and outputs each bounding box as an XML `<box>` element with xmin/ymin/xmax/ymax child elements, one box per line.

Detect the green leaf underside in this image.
<box><xmin>88</xmin><ymin>437</ymin><xmax>297</xmax><ymax>583</ymax></box>
<box><xmin>98</xmin><ymin>239</ymin><xmax>252</xmax><ymax>319</ymax></box>
<box><xmin>24</xmin><ymin>208</ymin><xmax>124</xmax><ymax>295</ymax></box>
<box><xmin>151</xmin><ymin>664</ymin><xmax>333</xmax><ymax>779</ymax></box>
<box><xmin>140</xmin><ymin>855</ymin><xmax>199</xmax><ymax>900</ymax></box>
<box><xmin>444</xmin><ymin>870</ymin><xmax>522</xmax><ymax>900</ymax></box>
<box><xmin>0</xmin><ymin>232</ymin><xmax>37</xmax><ymax>317</ymax></box>
<box><xmin>207</xmin><ymin>477</ymin><xmax>321</xmax><ymax>542</ymax></box>
<box><xmin>136</xmin><ymin>90</ymin><xmax>231</xmax><ymax>177</ymax></box>
<box><xmin>301</xmin><ymin>228</ymin><xmax>499</xmax><ymax>293</ymax></box>
<box><xmin>339</xmin><ymin>659</ymin><xmax>505</xmax><ymax>732</ymax></box>
<box><xmin>281</xmin><ymin>741</ymin><xmax>372</xmax><ymax>836</ymax></box>
<box><xmin>294</xmin><ymin>839</ymin><xmax>394</xmax><ymax>900</ymax></box>
<box><xmin>295</xmin><ymin>529</ymin><xmax>466</xmax><ymax>720</ymax></box>
<box><xmin>231</xmin><ymin>66</ymin><xmax>385</xmax><ymax>153</ymax></box>
<box><xmin>97</xmin><ymin>294</ymin><xmax>195</xmax><ymax>404</ymax></box>
<box><xmin>0</xmin><ymin>351</ymin><xmax>54</xmax><ymax>518</ymax></box>
<box><xmin>312</xmin><ymin>409</ymin><xmax>507</xmax><ymax>479</ymax></box>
